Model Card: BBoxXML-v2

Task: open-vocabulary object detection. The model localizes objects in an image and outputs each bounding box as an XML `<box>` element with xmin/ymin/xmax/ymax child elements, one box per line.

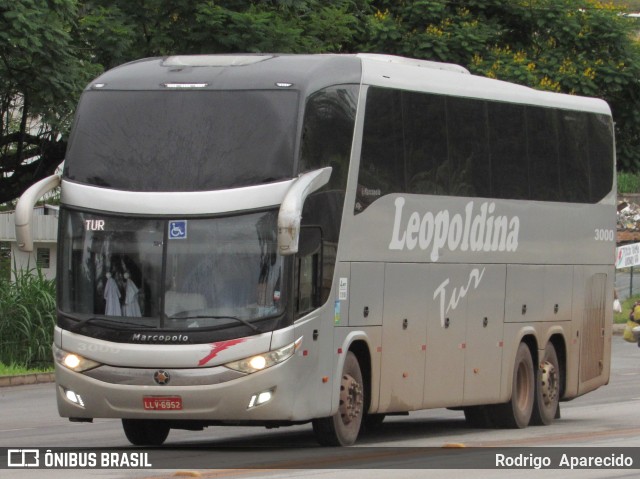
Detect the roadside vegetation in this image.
<box><xmin>0</xmin><ymin>362</ymin><xmax>53</xmax><ymax>376</ymax></box>
<box><xmin>0</xmin><ymin>268</ymin><xmax>56</xmax><ymax>368</ymax></box>
<box><xmin>618</xmin><ymin>172</ymin><xmax>640</xmax><ymax>194</ymax></box>
<box><xmin>615</xmin><ymin>294</ymin><xmax>640</xmax><ymax>324</ymax></box>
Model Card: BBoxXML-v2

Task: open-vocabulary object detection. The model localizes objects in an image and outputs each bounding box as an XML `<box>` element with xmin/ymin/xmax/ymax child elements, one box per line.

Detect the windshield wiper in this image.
<box><xmin>65</xmin><ymin>313</ymin><xmax>157</xmax><ymax>332</ymax></box>
<box><xmin>169</xmin><ymin>315</ymin><xmax>260</xmax><ymax>332</ymax></box>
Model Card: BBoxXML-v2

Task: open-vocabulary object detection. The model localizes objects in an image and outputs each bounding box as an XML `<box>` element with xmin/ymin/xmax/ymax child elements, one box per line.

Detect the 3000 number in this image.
<box><xmin>594</xmin><ymin>229</ymin><xmax>615</xmax><ymax>241</ymax></box>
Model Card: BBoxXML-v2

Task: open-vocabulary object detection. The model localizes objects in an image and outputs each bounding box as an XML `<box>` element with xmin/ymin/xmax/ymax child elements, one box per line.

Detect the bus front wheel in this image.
<box><xmin>312</xmin><ymin>351</ymin><xmax>364</xmax><ymax>446</ymax></box>
<box><xmin>492</xmin><ymin>342</ymin><xmax>534</xmax><ymax>429</ymax></box>
<box><xmin>122</xmin><ymin>419</ymin><xmax>170</xmax><ymax>446</ymax></box>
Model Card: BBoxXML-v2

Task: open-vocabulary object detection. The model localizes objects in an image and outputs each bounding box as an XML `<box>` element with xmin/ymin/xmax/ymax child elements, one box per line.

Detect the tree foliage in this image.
<box><xmin>2</xmin><ymin>0</ymin><xmax>640</xmax><ymax>204</ymax></box>
<box><xmin>0</xmin><ymin>0</ymin><xmax>99</xmax><ymax>204</ymax></box>
<box><xmin>78</xmin><ymin>0</ymin><xmax>368</xmax><ymax>70</ymax></box>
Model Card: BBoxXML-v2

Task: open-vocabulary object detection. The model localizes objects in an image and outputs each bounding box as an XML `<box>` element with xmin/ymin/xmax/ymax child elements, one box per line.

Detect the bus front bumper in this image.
<box><xmin>54</xmin><ymin>359</ymin><xmax>305</xmax><ymax>423</ymax></box>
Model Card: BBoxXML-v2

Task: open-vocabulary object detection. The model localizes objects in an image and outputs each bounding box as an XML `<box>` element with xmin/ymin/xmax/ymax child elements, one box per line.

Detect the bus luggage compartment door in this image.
<box><xmin>379</xmin><ymin>263</ymin><xmax>427</xmax><ymax>411</ymax></box>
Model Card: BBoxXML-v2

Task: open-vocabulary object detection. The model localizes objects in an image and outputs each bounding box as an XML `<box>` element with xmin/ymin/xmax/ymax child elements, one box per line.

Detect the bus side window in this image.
<box><xmin>295</xmin><ymin>227</ymin><xmax>323</xmax><ymax>317</ymax></box>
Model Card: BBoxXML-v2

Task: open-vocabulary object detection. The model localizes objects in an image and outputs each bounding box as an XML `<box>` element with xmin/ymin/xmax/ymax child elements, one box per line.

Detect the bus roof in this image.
<box><xmin>88</xmin><ymin>53</ymin><xmax>611</xmax><ymax>115</ymax></box>
<box><xmin>358</xmin><ymin>54</ymin><xmax>611</xmax><ymax>115</ymax></box>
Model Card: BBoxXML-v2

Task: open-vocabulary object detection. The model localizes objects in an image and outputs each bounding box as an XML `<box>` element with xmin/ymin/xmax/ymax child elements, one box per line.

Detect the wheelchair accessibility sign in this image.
<box><xmin>169</xmin><ymin>220</ymin><xmax>187</xmax><ymax>240</ymax></box>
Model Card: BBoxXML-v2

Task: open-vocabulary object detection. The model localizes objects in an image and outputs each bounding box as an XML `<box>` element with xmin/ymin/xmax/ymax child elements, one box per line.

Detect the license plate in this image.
<box><xmin>143</xmin><ymin>396</ymin><xmax>182</xmax><ymax>410</ymax></box>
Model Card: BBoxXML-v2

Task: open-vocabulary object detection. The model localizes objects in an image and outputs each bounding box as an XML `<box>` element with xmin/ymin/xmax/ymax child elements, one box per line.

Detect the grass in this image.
<box><xmin>618</xmin><ymin>171</ymin><xmax>640</xmax><ymax>194</ymax></box>
<box><xmin>0</xmin><ymin>362</ymin><xmax>53</xmax><ymax>376</ymax></box>
<box><xmin>0</xmin><ymin>267</ymin><xmax>56</xmax><ymax>368</ymax></box>
<box><xmin>615</xmin><ymin>294</ymin><xmax>640</xmax><ymax>324</ymax></box>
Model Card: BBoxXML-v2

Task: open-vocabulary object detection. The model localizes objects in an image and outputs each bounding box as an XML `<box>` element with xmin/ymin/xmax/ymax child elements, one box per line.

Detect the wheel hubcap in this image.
<box><xmin>540</xmin><ymin>361</ymin><xmax>559</xmax><ymax>406</ymax></box>
<box><xmin>339</xmin><ymin>373</ymin><xmax>363</xmax><ymax>425</ymax></box>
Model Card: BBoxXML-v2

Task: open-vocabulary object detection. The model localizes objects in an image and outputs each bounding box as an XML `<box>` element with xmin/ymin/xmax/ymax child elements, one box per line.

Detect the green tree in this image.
<box><xmin>0</xmin><ymin>0</ymin><xmax>99</xmax><ymax>204</ymax></box>
<box><xmin>77</xmin><ymin>0</ymin><xmax>369</xmax><ymax>70</ymax></box>
<box><xmin>364</xmin><ymin>0</ymin><xmax>640</xmax><ymax>171</ymax></box>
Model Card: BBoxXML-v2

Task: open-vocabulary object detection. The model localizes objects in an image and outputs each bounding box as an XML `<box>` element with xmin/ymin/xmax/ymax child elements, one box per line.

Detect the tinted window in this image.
<box><xmin>446</xmin><ymin>97</ymin><xmax>490</xmax><ymax>198</ymax></box>
<box><xmin>559</xmin><ymin>111</ymin><xmax>590</xmax><ymax>202</ymax></box>
<box><xmin>404</xmin><ymin>92</ymin><xmax>449</xmax><ymax>195</ymax></box>
<box><xmin>358</xmin><ymin>88</ymin><xmax>404</xmax><ymax>213</ymax></box>
<box><xmin>299</xmin><ymin>85</ymin><xmax>358</xmax><ymax>306</ymax></box>
<box><xmin>528</xmin><ymin>108</ymin><xmax>561</xmax><ymax>201</ymax></box>
<box><xmin>488</xmin><ymin>102</ymin><xmax>528</xmax><ymax>200</ymax></box>
<box><xmin>356</xmin><ymin>86</ymin><xmax>613</xmax><ymax>212</ymax></box>
<box><xmin>299</xmin><ymin>85</ymin><xmax>358</xmax><ymax>193</ymax></box>
<box><xmin>589</xmin><ymin>114</ymin><xmax>614</xmax><ymax>202</ymax></box>
<box><xmin>64</xmin><ymin>90</ymin><xmax>299</xmax><ymax>191</ymax></box>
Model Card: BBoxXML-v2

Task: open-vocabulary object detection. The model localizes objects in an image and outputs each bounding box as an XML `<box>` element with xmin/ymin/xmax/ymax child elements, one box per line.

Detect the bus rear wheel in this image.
<box><xmin>531</xmin><ymin>342</ymin><xmax>560</xmax><ymax>425</ymax></box>
<box><xmin>122</xmin><ymin>419</ymin><xmax>170</xmax><ymax>446</ymax></box>
<box><xmin>492</xmin><ymin>342</ymin><xmax>534</xmax><ymax>429</ymax></box>
<box><xmin>312</xmin><ymin>351</ymin><xmax>364</xmax><ymax>446</ymax></box>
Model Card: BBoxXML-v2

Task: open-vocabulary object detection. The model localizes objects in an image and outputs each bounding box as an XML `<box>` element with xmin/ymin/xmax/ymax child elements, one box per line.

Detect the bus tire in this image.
<box><xmin>122</xmin><ymin>419</ymin><xmax>170</xmax><ymax>446</ymax></box>
<box><xmin>312</xmin><ymin>351</ymin><xmax>364</xmax><ymax>446</ymax></box>
<box><xmin>492</xmin><ymin>342</ymin><xmax>534</xmax><ymax>429</ymax></box>
<box><xmin>531</xmin><ymin>342</ymin><xmax>560</xmax><ymax>425</ymax></box>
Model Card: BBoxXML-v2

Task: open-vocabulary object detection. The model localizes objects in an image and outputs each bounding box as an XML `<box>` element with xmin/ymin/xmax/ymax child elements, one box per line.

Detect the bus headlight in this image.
<box><xmin>225</xmin><ymin>337</ymin><xmax>302</xmax><ymax>374</ymax></box>
<box><xmin>53</xmin><ymin>345</ymin><xmax>101</xmax><ymax>372</ymax></box>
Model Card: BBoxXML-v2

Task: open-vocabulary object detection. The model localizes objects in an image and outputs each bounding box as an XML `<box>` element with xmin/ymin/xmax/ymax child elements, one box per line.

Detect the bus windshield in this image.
<box><xmin>59</xmin><ymin>209</ymin><xmax>286</xmax><ymax>331</ymax></box>
<box><xmin>63</xmin><ymin>90</ymin><xmax>299</xmax><ymax>191</ymax></box>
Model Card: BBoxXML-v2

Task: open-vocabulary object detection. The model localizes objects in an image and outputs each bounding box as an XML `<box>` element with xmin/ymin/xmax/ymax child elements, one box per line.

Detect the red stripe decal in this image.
<box><xmin>198</xmin><ymin>338</ymin><xmax>247</xmax><ymax>366</ymax></box>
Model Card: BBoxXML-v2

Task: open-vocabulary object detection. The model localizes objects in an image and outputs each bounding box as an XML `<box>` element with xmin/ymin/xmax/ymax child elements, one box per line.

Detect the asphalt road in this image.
<box><xmin>1</xmin><ymin>336</ymin><xmax>639</xmax><ymax>479</ymax></box>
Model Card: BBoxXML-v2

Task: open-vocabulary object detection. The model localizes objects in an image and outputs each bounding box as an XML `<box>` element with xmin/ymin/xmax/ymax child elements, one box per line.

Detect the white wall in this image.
<box><xmin>10</xmin><ymin>241</ymin><xmax>57</xmax><ymax>281</ymax></box>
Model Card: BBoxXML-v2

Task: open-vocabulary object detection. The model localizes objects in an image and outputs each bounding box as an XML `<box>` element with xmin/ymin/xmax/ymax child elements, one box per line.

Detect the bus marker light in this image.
<box><xmin>162</xmin><ymin>82</ymin><xmax>209</xmax><ymax>88</ymax></box>
<box><xmin>322</xmin><ymin>377</ymin><xmax>329</xmax><ymax>383</ymax></box>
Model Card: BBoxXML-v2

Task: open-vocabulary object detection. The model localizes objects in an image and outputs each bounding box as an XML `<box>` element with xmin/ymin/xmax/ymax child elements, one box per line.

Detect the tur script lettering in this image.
<box><xmin>434</xmin><ymin>267</ymin><xmax>486</xmax><ymax>328</ymax></box>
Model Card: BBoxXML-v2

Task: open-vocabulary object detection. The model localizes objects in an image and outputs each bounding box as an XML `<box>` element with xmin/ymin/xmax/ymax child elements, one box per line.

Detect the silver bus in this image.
<box><xmin>16</xmin><ymin>54</ymin><xmax>615</xmax><ymax>446</ymax></box>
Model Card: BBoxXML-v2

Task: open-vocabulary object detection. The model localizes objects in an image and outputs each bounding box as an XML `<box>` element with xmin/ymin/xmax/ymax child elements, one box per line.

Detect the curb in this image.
<box><xmin>613</xmin><ymin>323</ymin><xmax>625</xmax><ymax>335</ymax></box>
<box><xmin>0</xmin><ymin>372</ymin><xmax>55</xmax><ymax>388</ymax></box>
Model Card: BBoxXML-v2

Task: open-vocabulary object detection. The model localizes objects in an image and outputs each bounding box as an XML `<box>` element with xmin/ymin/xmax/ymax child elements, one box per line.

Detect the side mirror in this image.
<box><xmin>15</xmin><ymin>174</ymin><xmax>61</xmax><ymax>252</ymax></box>
<box><xmin>277</xmin><ymin>167</ymin><xmax>331</xmax><ymax>255</ymax></box>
